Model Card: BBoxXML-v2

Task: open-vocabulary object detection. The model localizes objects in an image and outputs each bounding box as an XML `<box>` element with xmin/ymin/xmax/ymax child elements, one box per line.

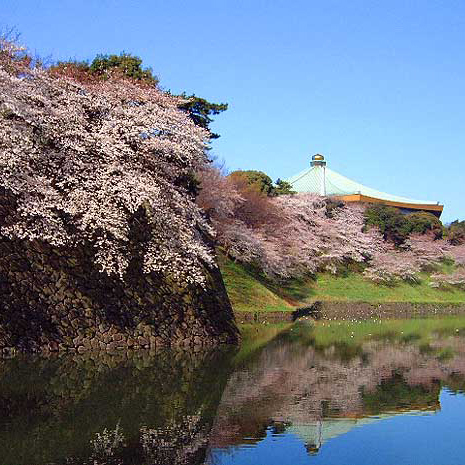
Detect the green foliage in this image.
<box><xmin>274</xmin><ymin>179</ymin><xmax>295</xmax><ymax>196</ymax></box>
<box><xmin>228</xmin><ymin>170</ymin><xmax>275</xmax><ymax>196</ymax></box>
<box><xmin>405</xmin><ymin>212</ymin><xmax>443</xmax><ymax>239</ymax></box>
<box><xmin>50</xmin><ymin>53</ymin><xmax>158</xmax><ymax>86</ymax></box>
<box><xmin>447</xmin><ymin>220</ymin><xmax>465</xmax><ymax>245</ymax></box>
<box><xmin>228</xmin><ymin>171</ymin><xmax>296</xmax><ymax>197</ymax></box>
<box><xmin>364</xmin><ymin>204</ymin><xmax>443</xmax><ymax>245</ymax></box>
<box><xmin>364</xmin><ymin>205</ymin><xmax>411</xmax><ymax>244</ymax></box>
<box><xmin>89</xmin><ymin>52</ymin><xmax>158</xmax><ymax>84</ymax></box>
<box><xmin>178</xmin><ymin>95</ymin><xmax>228</xmax><ymax>139</ymax></box>
<box><xmin>51</xmin><ymin>55</ymin><xmax>228</xmax><ymax>140</ymax></box>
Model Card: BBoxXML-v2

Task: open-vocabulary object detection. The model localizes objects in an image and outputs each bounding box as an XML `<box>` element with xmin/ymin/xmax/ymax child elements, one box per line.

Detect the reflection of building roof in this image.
<box><xmin>288</xmin><ymin>409</ymin><xmax>436</xmax><ymax>452</ymax></box>
<box><xmin>286</xmin><ymin>155</ymin><xmax>444</xmax><ymax>217</ymax></box>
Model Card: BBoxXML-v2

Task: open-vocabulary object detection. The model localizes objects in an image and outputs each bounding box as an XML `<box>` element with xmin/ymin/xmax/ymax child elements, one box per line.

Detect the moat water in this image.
<box><xmin>2</xmin><ymin>317</ymin><xmax>465</xmax><ymax>465</ymax></box>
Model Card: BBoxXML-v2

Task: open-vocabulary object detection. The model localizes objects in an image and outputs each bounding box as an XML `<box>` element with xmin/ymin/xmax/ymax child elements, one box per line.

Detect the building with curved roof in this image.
<box><xmin>286</xmin><ymin>154</ymin><xmax>443</xmax><ymax>217</ymax></box>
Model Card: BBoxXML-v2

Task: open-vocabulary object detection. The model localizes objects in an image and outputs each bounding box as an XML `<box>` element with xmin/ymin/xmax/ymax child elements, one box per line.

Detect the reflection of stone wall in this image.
<box><xmin>0</xmin><ymin>235</ymin><xmax>239</xmax><ymax>353</ymax></box>
<box><xmin>0</xmin><ymin>348</ymin><xmax>235</xmax><ymax>465</ymax></box>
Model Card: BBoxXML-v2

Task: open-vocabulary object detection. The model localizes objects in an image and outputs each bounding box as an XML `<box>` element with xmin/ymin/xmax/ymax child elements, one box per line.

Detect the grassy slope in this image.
<box><xmin>219</xmin><ymin>256</ymin><xmax>294</xmax><ymax>312</ymax></box>
<box><xmin>219</xmin><ymin>255</ymin><xmax>465</xmax><ymax>313</ymax></box>
<box><xmin>305</xmin><ymin>272</ymin><xmax>465</xmax><ymax>303</ymax></box>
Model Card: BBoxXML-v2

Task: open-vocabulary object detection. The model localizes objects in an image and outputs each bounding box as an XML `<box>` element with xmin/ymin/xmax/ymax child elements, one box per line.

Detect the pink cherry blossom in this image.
<box><xmin>0</xmin><ymin>41</ymin><xmax>215</xmax><ymax>286</ymax></box>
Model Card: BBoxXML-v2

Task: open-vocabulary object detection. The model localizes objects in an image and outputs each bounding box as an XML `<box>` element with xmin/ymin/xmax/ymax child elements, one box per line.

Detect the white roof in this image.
<box><xmin>286</xmin><ymin>165</ymin><xmax>438</xmax><ymax>206</ymax></box>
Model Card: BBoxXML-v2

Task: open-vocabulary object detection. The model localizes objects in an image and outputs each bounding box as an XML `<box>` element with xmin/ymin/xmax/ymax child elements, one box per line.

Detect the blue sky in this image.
<box><xmin>3</xmin><ymin>0</ymin><xmax>464</xmax><ymax>221</ymax></box>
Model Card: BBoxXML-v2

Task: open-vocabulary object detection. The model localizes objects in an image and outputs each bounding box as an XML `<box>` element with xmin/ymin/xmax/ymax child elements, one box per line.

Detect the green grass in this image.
<box><xmin>305</xmin><ymin>271</ymin><xmax>465</xmax><ymax>303</ymax></box>
<box><xmin>219</xmin><ymin>255</ymin><xmax>465</xmax><ymax>313</ymax></box>
<box><xmin>219</xmin><ymin>255</ymin><xmax>295</xmax><ymax>312</ymax></box>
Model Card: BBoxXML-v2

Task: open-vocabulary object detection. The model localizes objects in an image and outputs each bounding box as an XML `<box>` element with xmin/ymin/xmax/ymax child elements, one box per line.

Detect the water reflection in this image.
<box><xmin>0</xmin><ymin>348</ymin><xmax>235</xmax><ymax>465</ymax></box>
<box><xmin>1</xmin><ymin>319</ymin><xmax>465</xmax><ymax>464</ymax></box>
<box><xmin>209</xmin><ymin>331</ymin><xmax>449</xmax><ymax>455</ymax></box>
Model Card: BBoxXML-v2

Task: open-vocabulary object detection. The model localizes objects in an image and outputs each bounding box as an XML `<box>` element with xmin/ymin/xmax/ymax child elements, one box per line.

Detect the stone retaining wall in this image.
<box><xmin>0</xmin><ymin>237</ymin><xmax>239</xmax><ymax>354</ymax></box>
<box><xmin>235</xmin><ymin>301</ymin><xmax>465</xmax><ymax>323</ymax></box>
<box><xmin>235</xmin><ymin>311</ymin><xmax>294</xmax><ymax>323</ymax></box>
<box><xmin>307</xmin><ymin>301</ymin><xmax>465</xmax><ymax>320</ymax></box>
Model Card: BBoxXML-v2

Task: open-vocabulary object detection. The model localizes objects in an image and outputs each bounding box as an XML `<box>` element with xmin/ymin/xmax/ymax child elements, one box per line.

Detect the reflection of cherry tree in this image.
<box><xmin>90</xmin><ymin>423</ymin><xmax>125</xmax><ymax>465</ymax></box>
<box><xmin>209</xmin><ymin>335</ymin><xmax>465</xmax><ymax>449</ymax></box>
<box><xmin>65</xmin><ymin>415</ymin><xmax>209</xmax><ymax>465</ymax></box>
<box><xmin>141</xmin><ymin>414</ymin><xmax>208</xmax><ymax>465</ymax></box>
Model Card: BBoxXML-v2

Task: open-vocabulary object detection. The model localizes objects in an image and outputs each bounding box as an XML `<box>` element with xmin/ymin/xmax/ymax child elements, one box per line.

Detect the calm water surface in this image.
<box><xmin>2</xmin><ymin>318</ymin><xmax>465</xmax><ymax>464</ymax></box>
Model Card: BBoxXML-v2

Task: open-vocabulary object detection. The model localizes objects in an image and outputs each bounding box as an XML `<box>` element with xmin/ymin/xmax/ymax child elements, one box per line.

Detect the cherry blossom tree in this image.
<box><xmin>430</xmin><ymin>269</ymin><xmax>465</xmax><ymax>289</ymax></box>
<box><xmin>197</xmin><ymin>166</ymin><xmax>464</xmax><ymax>285</ymax></box>
<box><xmin>429</xmin><ymin>243</ymin><xmax>465</xmax><ymax>289</ymax></box>
<box><xmin>448</xmin><ymin>243</ymin><xmax>465</xmax><ymax>266</ymax></box>
<box><xmin>0</xmin><ymin>40</ymin><xmax>216</xmax><ymax>286</ymax></box>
